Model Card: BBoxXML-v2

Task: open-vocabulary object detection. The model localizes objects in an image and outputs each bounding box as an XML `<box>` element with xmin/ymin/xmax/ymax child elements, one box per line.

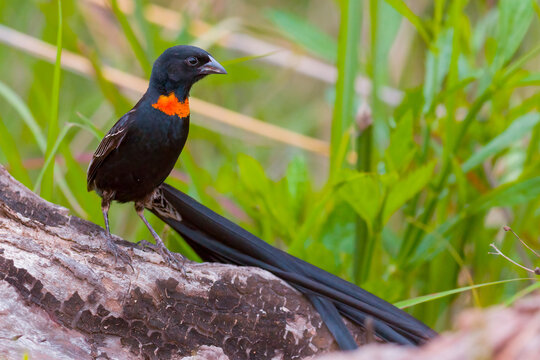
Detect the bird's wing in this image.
<box><xmin>86</xmin><ymin>109</ymin><xmax>136</xmax><ymax>191</ymax></box>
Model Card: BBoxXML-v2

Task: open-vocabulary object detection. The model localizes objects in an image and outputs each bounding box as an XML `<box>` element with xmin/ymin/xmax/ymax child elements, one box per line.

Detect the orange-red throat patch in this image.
<box><xmin>152</xmin><ymin>93</ymin><xmax>190</xmax><ymax>117</ymax></box>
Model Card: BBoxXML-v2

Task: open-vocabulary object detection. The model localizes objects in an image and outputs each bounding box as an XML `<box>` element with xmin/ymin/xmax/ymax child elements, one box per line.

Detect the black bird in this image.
<box><xmin>87</xmin><ymin>45</ymin><xmax>226</xmax><ymax>265</ymax></box>
<box><xmin>88</xmin><ymin>45</ymin><xmax>436</xmax><ymax>349</ymax></box>
<box><xmin>146</xmin><ymin>184</ymin><xmax>438</xmax><ymax>349</ymax></box>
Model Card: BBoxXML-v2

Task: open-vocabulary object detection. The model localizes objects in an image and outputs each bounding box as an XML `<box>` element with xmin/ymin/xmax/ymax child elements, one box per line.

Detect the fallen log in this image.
<box><xmin>0</xmin><ymin>165</ymin><xmax>364</xmax><ymax>360</ymax></box>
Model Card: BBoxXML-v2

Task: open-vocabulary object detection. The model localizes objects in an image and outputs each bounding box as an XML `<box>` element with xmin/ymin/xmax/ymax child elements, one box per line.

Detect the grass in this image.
<box><xmin>40</xmin><ymin>0</ymin><xmax>63</xmax><ymax>200</ymax></box>
<box><xmin>0</xmin><ymin>0</ymin><xmax>538</xmax><ymax>331</ymax></box>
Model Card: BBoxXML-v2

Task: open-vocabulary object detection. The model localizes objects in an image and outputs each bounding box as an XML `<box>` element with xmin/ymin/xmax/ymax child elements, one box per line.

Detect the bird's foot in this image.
<box><xmin>136</xmin><ymin>239</ymin><xmax>187</xmax><ymax>275</ymax></box>
<box><xmin>135</xmin><ymin>239</ymin><xmax>155</xmax><ymax>250</ymax></box>
<box><xmin>106</xmin><ymin>236</ymin><xmax>133</xmax><ymax>270</ymax></box>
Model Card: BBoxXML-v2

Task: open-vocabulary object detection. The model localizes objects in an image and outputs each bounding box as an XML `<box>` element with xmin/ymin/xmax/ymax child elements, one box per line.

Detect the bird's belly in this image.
<box><xmin>95</xmin><ymin>117</ymin><xmax>188</xmax><ymax>202</ymax></box>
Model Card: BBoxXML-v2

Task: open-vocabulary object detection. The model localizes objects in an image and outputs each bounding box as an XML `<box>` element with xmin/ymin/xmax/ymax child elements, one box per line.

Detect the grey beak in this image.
<box><xmin>199</xmin><ymin>55</ymin><xmax>227</xmax><ymax>75</ymax></box>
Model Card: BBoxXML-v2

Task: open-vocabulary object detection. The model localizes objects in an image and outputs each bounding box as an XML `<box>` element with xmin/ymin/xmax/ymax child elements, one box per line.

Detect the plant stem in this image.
<box><xmin>329</xmin><ymin>0</ymin><xmax>361</xmax><ymax>179</ymax></box>
<box><xmin>40</xmin><ymin>0</ymin><xmax>63</xmax><ymax>199</ymax></box>
<box><xmin>354</xmin><ymin>123</ymin><xmax>373</xmax><ymax>283</ymax></box>
<box><xmin>399</xmin><ymin>89</ymin><xmax>493</xmax><ymax>263</ymax></box>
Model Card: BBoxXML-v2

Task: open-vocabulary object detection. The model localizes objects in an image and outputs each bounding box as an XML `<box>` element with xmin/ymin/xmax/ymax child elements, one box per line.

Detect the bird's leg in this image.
<box><xmin>135</xmin><ymin>201</ymin><xmax>187</xmax><ymax>273</ymax></box>
<box><xmin>101</xmin><ymin>194</ymin><xmax>132</xmax><ymax>267</ymax></box>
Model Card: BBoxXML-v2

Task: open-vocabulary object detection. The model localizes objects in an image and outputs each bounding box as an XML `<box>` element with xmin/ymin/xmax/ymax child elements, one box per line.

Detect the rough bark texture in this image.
<box><xmin>0</xmin><ymin>166</ymin><xmax>364</xmax><ymax>360</ymax></box>
<box><xmin>315</xmin><ymin>295</ymin><xmax>540</xmax><ymax>360</ymax></box>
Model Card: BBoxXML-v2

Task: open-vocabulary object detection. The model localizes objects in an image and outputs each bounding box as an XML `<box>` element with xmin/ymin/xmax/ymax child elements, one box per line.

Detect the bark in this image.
<box><xmin>0</xmin><ymin>165</ymin><xmax>363</xmax><ymax>360</ymax></box>
<box><xmin>314</xmin><ymin>296</ymin><xmax>540</xmax><ymax>360</ymax></box>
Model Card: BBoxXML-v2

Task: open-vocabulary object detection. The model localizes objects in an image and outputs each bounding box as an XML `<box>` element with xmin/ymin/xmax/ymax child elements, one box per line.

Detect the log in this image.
<box><xmin>0</xmin><ymin>165</ymin><xmax>364</xmax><ymax>360</ymax></box>
<box><xmin>314</xmin><ymin>295</ymin><xmax>540</xmax><ymax>360</ymax></box>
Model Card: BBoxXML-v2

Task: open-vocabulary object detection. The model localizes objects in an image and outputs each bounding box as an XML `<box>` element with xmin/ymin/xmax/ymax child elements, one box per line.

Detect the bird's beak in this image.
<box><xmin>199</xmin><ymin>55</ymin><xmax>227</xmax><ymax>75</ymax></box>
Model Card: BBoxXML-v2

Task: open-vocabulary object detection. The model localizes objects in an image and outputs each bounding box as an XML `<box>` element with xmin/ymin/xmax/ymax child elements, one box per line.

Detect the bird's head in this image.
<box><xmin>149</xmin><ymin>45</ymin><xmax>226</xmax><ymax>98</ymax></box>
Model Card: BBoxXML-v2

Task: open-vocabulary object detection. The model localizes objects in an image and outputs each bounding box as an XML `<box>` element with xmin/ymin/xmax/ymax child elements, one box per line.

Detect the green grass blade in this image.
<box><xmin>34</xmin><ymin>123</ymin><xmax>76</xmax><ymax>193</ymax></box>
<box><xmin>0</xmin><ymin>114</ymin><xmax>32</xmax><ymax>186</ymax></box>
<box><xmin>491</xmin><ymin>0</ymin><xmax>534</xmax><ymax>71</ymax></box>
<box><xmin>504</xmin><ymin>281</ymin><xmax>540</xmax><ymax>306</ymax></box>
<box><xmin>498</xmin><ymin>43</ymin><xmax>540</xmax><ymax>85</ymax></box>
<box><xmin>266</xmin><ymin>9</ymin><xmax>337</xmax><ymax>62</ymax></box>
<box><xmin>54</xmin><ymin>169</ymin><xmax>87</xmax><ymax>217</ymax></box>
<box><xmin>111</xmin><ymin>0</ymin><xmax>152</xmax><ymax>77</ymax></box>
<box><xmin>83</xmin><ymin>47</ymin><xmax>132</xmax><ymax>117</ymax></box>
<box><xmin>355</xmin><ymin>124</ymin><xmax>372</xmax><ymax>283</ymax></box>
<box><xmin>221</xmin><ymin>52</ymin><xmax>278</xmax><ymax>66</ymax></box>
<box><xmin>394</xmin><ymin>278</ymin><xmax>531</xmax><ymax>309</ymax></box>
<box><xmin>468</xmin><ymin>176</ymin><xmax>540</xmax><ymax>214</ymax></box>
<box><xmin>399</xmin><ymin>89</ymin><xmax>493</xmax><ymax>263</ymax></box>
<box><xmin>534</xmin><ymin>0</ymin><xmax>540</xmax><ymax>20</ymax></box>
<box><xmin>133</xmin><ymin>0</ymin><xmax>156</xmax><ymax>60</ymax></box>
<box><xmin>0</xmin><ymin>81</ymin><xmax>46</xmax><ymax>152</ymax></box>
<box><xmin>40</xmin><ymin>0</ymin><xmax>63</xmax><ymax>199</ymax></box>
<box><xmin>462</xmin><ymin>113</ymin><xmax>540</xmax><ymax>172</ymax></box>
<box><xmin>75</xmin><ymin>112</ymin><xmax>105</xmax><ymax>139</ymax></box>
<box><xmin>525</xmin><ymin>121</ymin><xmax>540</xmax><ymax>168</ymax></box>
<box><xmin>383</xmin><ymin>0</ymin><xmax>432</xmax><ymax>48</ymax></box>
<box><xmin>330</xmin><ymin>0</ymin><xmax>361</xmax><ymax>178</ymax></box>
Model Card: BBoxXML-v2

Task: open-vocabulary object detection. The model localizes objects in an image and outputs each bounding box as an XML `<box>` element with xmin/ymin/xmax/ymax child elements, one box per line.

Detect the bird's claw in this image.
<box><xmin>106</xmin><ymin>237</ymin><xmax>133</xmax><ymax>271</ymax></box>
<box><xmin>135</xmin><ymin>239</ymin><xmax>155</xmax><ymax>250</ymax></box>
<box><xmin>137</xmin><ymin>240</ymin><xmax>187</xmax><ymax>275</ymax></box>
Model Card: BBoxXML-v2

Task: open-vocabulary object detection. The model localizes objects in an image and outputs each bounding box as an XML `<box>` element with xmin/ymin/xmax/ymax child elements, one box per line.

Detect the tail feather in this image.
<box><xmin>146</xmin><ymin>184</ymin><xmax>437</xmax><ymax>348</ymax></box>
<box><xmin>308</xmin><ymin>296</ymin><xmax>358</xmax><ymax>350</ymax></box>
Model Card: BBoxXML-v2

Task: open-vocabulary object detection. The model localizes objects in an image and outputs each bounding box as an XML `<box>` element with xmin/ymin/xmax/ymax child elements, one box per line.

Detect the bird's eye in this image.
<box><xmin>186</xmin><ymin>57</ymin><xmax>199</xmax><ymax>66</ymax></box>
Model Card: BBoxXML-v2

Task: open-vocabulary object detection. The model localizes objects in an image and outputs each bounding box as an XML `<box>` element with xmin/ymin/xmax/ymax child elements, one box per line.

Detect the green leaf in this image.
<box><xmin>338</xmin><ymin>174</ymin><xmax>383</xmax><ymax>230</ymax></box>
<box><xmin>462</xmin><ymin>113</ymin><xmax>540</xmax><ymax>172</ymax></box>
<box><xmin>492</xmin><ymin>0</ymin><xmax>534</xmax><ymax>71</ymax></box>
<box><xmin>385</xmin><ymin>112</ymin><xmax>415</xmax><ymax>172</ymax></box>
<box><xmin>469</xmin><ymin>176</ymin><xmax>540</xmax><ymax>214</ymax></box>
<box><xmin>516</xmin><ymin>72</ymin><xmax>540</xmax><ymax>87</ymax></box>
<box><xmin>266</xmin><ymin>9</ymin><xmax>337</xmax><ymax>62</ymax></box>
<box><xmin>285</xmin><ymin>156</ymin><xmax>310</xmax><ymax>217</ymax></box>
<box><xmin>394</xmin><ymin>278</ymin><xmax>531</xmax><ymax>308</ymax></box>
<box><xmin>383</xmin><ymin>0</ymin><xmax>431</xmax><ymax>47</ymax></box>
<box><xmin>422</xmin><ymin>29</ymin><xmax>453</xmax><ymax>113</ymax></box>
<box><xmin>383</xmin><ymin>161</ymin><xmax>436</xmax><ymax>223</ymax></box>
<box><xmin>237</xmin><ymin>154</ymin><xmax>270</xmax><ymax>194</ymax></box>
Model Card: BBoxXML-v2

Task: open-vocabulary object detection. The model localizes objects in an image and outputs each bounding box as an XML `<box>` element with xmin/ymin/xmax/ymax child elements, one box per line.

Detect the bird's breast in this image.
<box><xmin>151</xmin><ymin>93</ymin><xmax>190</xmax><ymax>118</ymax></box>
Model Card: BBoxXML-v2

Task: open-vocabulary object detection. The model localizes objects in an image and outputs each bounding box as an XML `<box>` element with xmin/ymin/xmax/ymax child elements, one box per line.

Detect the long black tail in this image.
<box><xmin>146</xmin><ymin>184</ymin><xmax>437</xmax><ymax>349</ymax></box>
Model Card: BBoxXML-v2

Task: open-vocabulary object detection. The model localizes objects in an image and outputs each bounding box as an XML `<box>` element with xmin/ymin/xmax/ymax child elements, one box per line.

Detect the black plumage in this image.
<box><xmin>87</xmin><ymin>45</ymin><xmax>226</xmax><ymax>264</ymax></box>
<box><xmin>146</xmin><ymin>184</ymin><xmax>438</xmax><ymax>348</ymax></box>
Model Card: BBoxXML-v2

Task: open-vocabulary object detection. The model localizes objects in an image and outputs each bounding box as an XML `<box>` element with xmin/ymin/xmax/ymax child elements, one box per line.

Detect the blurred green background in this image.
<box><xmin>0</xmin><ymin>0</ymin><xmax>539</xmax><ymax>330</ymax></box>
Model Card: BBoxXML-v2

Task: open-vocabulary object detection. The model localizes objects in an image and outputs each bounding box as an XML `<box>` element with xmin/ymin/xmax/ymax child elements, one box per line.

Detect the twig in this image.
<box><xmin>489</xmin><ymin>243</ymin><xmax>540</xmax><ymax>275</ymax></box>
<box><xmin>503</xmin><ymin>226</ymin><xmax>539</xmax><ymax>258</ymax></box>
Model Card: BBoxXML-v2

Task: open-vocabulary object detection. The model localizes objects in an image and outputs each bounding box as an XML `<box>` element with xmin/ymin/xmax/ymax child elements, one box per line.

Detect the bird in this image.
<box><xmin>87</xmin><ymin>45</ymin><xmax>226</xmax><ymax>266</ymax></box>
<box><xmin>87</xmin><ymin>45</ymin><xmax>436</xmax><ymax>349</ymax></box>
<box><xmin>146</xmin><ymin>184</ymin><xmax>438</xmax><ymax>349</ymax></box>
